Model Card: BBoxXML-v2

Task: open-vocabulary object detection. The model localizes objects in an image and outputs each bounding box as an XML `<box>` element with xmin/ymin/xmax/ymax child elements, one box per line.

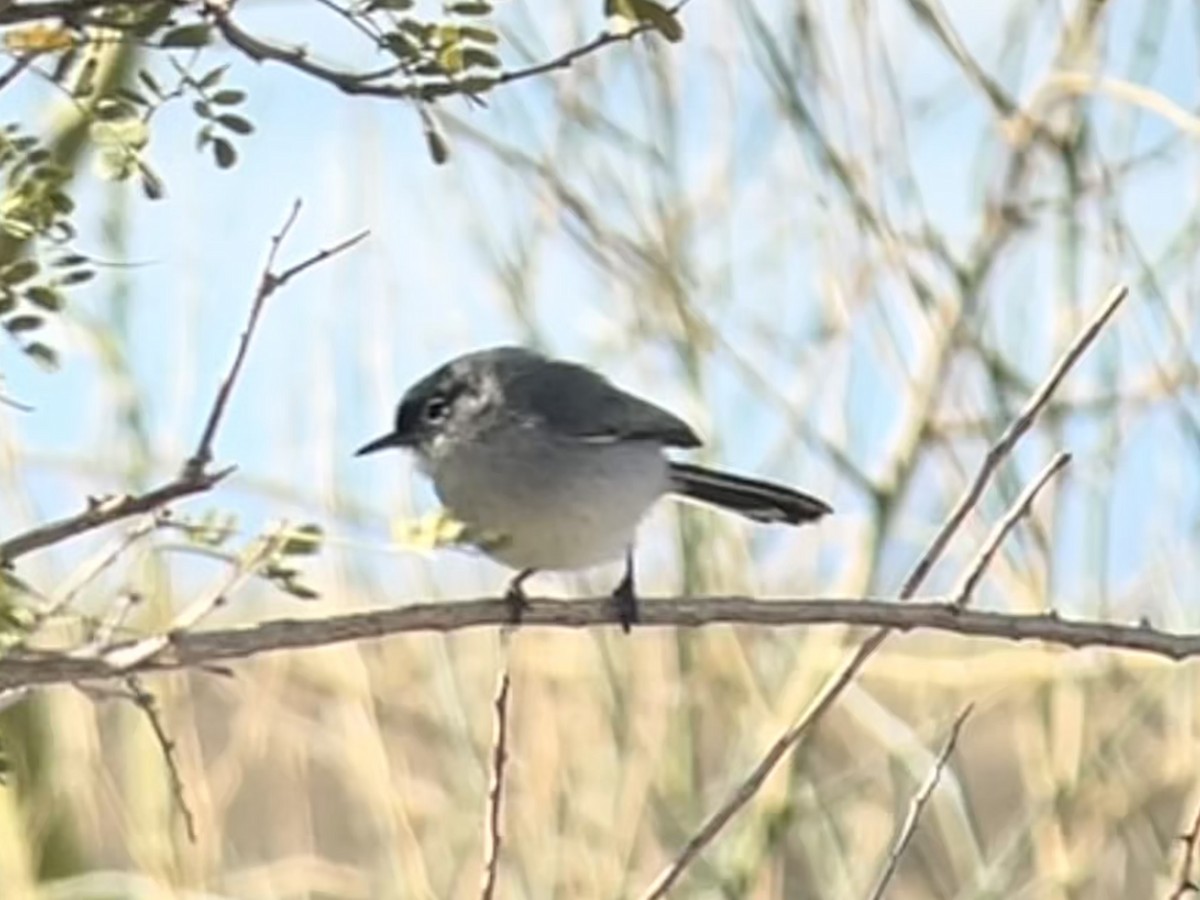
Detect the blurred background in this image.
<box><xmin>2</xmin><ymin>0</ymin><xmax>1200</xmax><ymax>897</ymax></box>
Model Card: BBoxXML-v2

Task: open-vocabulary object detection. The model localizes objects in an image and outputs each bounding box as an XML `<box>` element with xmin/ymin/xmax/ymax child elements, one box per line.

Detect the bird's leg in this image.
<box><xmin>611</xmin><ymin>549</ymin><xmax>638</xmax><ymax>633</ymax></box>
<box><xmin>503</xmin><ymin>569</ymin><xmax>535</xmax><ymax>625</ymax></box>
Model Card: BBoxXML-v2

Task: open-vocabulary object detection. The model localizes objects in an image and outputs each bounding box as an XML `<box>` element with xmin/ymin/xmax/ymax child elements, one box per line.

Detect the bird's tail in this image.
<box><xmin>668</xmin><ymin>462</ymin><xmax>832</xmax><ymax>525</ymax></box>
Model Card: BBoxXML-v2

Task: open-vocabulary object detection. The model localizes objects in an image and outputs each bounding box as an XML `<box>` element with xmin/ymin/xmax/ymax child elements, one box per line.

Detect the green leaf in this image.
<box><xmin>461</xmin><ymin>25</ymin><xmax>499</xmax><ymax>45</ymax></box>
<box><xmin>52</xmin><ymin>254</ymin><xmax>88</xmax><ymax>267</ymax></box>
<box><xmin>446</xmin><ymin>1</ymin><xmax>492</xmax><ymax>14</ymax></box>
<box><xmin>630</xmin><ymin>0</ymin><xmax>684</xmax><ymax>41</ymax></box>
<box><xmin>461</xmin><ymin>47</ymin><xmax>500</xmax><ymax>69</ymax></box>
<box><xmin>280</xmin><ymin>524</ymin><xmax>324</xmax><ymax>556</ymax></box>
<box><xmin>363</xmin><ymin>0</ymin><xmax>414</xmax><ymax>9</ymax></box>
<box><xmin>25</xmin><ymin>285</ymin><xmax>64</xmax><ymax>310</ymax></box>
<box><xmin>197</xmin><ymin>64</ymin><xmax>228</xmax><ymax>89</ymax></box>
<box><xmin>4</xmin><ymin>315</ymin><xmax>43</xmax><ymax>333</ymax></box>
<box><xmin>159</xmin><ymin>24</ymin><xmax>212</xmax><ymax>48</ymax></box>
<box><xmin>138</xmin><ymin>69</ymin><xmax>163</xmax><ymax>97</ymax></box>
<box><xmin>132</xmin><ymin>1</ymin><xmax>175</xmax><ymax>38</ymax></box>
<box><xmin>58</xmin><ymin>269</ymin><xmax>95</xmax><ymax>286</ymax></box>
<box><xmin>211</xmin><ymin>89</ymin><xmax>246</xmax><ymax>106</ymax></box>
<box><xmin>0</xmin><ymin>291</ymin><xmax>14</xmax><ymax>316</ymax></box>
<box><xmin>140</xmin><ymin>165</ymin><xmax>165</xmax><ymax>200</ymax></box>
<box><xmin>212</xmin><ymin>137</ymin><xmax>236</xmax><ymax>168</ymax></box>
<box><xmin>23</xmin><ymin>342</ymin><xmax>58</xmax><ymax>370</ymax></box>
<box><xmin>193</xmin><ymin>100</ymin><xmax>211</xmax><ymax>118</ymax></box>
<box><xmin>281</xmin><ymin>580</ymin><xmax>319</xmax><ymax>600</ymax></box>
<box><xmin>216</xmin><ymin>114</ymin><xmax>254</xmax><ymax>135</ymax></box>
<box><xmin>1</xmin><ymin>260</ymin><xmax>38</xmax><ymax>285</ymax></box>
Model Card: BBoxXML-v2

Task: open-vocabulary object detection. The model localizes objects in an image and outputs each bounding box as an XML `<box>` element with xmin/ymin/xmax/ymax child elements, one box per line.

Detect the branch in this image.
<box><xmin>950</xmin><ymin>451</ymin><xmax>1071</xmax><ymax>607</ymax></box>
<box><xmin>479</xmin><ymin>656</ymin><xmax>512</xmax><ymax>900</ymax></box>
<box><xmin>0</xmin><ymin>203</ymin><xmax>365</xmax><ymax>565</ymax></box>
<box><xmin>1170</xmin><ymin>800</ymin><xmax>1200</xmax><ymax>900</ymax></box>
<box><xmin>638</xmin><ymin>284</ymin><xmax>1130</xmax><ymax>900</ymax></box>
<box><xmin>2</xmin><ymin>594</ymin><xmax>1199</xmax><ymax>692</ymax></box>
<box><xmin>865</xmin><ymin>704</ymin><xmax>973</xmax><ymax>900</ymax></box>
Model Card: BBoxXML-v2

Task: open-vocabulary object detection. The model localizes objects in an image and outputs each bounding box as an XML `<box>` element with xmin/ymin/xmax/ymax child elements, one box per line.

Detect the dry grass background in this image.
<box><xmin>3</xmin><ymin>1</ymin><xmax>1200</xmax><ymax>898</ymax></box>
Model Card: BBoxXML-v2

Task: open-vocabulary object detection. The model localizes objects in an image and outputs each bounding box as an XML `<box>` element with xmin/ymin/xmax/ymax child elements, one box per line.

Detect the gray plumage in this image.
<box><xmin>356</xmin><ymin>346</ymin><xmax>831</xmax><ymax>629</ymax></box>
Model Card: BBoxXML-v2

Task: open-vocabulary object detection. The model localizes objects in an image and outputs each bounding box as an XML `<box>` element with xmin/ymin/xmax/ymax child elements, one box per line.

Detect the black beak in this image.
<box><xmin>355</xmin><ymin>430</ymin><xmax>408</xmax><ymax>456</ymax></box>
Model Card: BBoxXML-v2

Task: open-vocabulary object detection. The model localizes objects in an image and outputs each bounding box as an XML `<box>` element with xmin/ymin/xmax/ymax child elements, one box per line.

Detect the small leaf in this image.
<box><xmin>0</xmin><ymin>291</ymin><xmax>15</xmax><ymax>316</ymax></box>
<box><xmin>363</xmin><ymin>0</ymin><xmax>414</xmax><ymax>9</ymax></box>
<box><xmin>446</xmin><ymin>1</ymin><xmax>492</xmax><ymax>14</ymax></box>
<box><xmin>210</xmin><ymin>89</ymin><xmax>246</xmax><ymax>105</ymax></box>
<box><xmin>132</xmin><ymin>1</ymin><xmax>175</xmax><ymax>38</ymax></box>
<box><xmin>280</xmin><ymin>524</ymin><xmax>324</xmax><ymax>556</ymax></box>
<box><xmin>216</xmin><ymin>114</ymin><xmax>253</xmax><ymax>135</ymax></box>
<box><xmin>23</xmin><ymin>342</ymin><xmax>58</xmax><ymax>370</ymax></box>
<box><xmin>629</xmin><ymin>0</ymin><xmax>684</xmax><ymax>41</ymax></box>
<box><xmin>197</xmin><ymin>64</ymin><xmax>228</xmax><ymax>89</ymax></box>
<box><xmin>160</xmin><ymin>23</ymin><xmax>211</xmax><ymax>48</ymax></box>
<box><xmin>461</xmin><ymin>47</ymin><xmax>500</xmax><ymax>69</ymax></box>
<box><xmin>1</xmin><ymin>260</ymin><xmax>38</xmax><ymax>285</ymax></box>
<box><xmin>25</xmin><ymin>285</ymin><xmax>64</xmax><ymax>310</ymax></box>
<box><xmin>192</xmin><ymin>99</ymin><xmax>211</xmax><ymax>118</ymax></box>
<box><xmin>212</xmin><ymin>137</ymin><xmax>236</xmax><ymax>168</ymax></box>
<box><xmin>52</xmin><ymin>254</ymin><xmax>88</xmax><ymax>267</ymax></box>
<box><xmin>281</xmin><ymin>580</ymin><xmax>319</xmax><ymax>600</ymax></box>
<box><xmin>461</xmin><ymin>25</ymin><xmax>499</xmax><ymax>45</ymax></box>
<box><xmin>140</xmin><ymin>165</ymin><xmax>165</xmax><ymax>200</ymax></box>
<box><xmin>4</xmin><ymin>315</ymin><xmax>43</xmax><ymax>333</ymax></box>
<box><xmin>58</xmin><ymin>269</ymin><xmax>95</xmax><ymax>285</ymax></box>
<box><xmin>138</xmin><ymin>69</ymin><xmax>163</xmax><ymax>97</ymax></box>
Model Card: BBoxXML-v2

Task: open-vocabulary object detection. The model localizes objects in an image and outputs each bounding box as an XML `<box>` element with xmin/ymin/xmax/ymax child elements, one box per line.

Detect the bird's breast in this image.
<box><xmin>427</xmin><ymin>428</ymin><xmax>669</xmax><ymax>571</ymax></box>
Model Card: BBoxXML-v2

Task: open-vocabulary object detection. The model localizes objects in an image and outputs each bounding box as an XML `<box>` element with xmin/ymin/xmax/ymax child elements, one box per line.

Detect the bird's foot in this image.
<box><xmin>611</xmin><ymin>568</ymin><xmax>638</xmax><ymax>634</ymax></box>
<box><xmin>503</xmin><ymin>570</ymin><xmax>534</xmax><ymax>626</ymax></box>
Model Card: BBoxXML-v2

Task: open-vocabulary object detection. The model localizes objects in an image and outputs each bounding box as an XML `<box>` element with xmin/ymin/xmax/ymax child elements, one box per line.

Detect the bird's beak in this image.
<box><xmin>355</xmin><ymin>430</ymin><xmax>409</xmax><ymax>456</ymax></box>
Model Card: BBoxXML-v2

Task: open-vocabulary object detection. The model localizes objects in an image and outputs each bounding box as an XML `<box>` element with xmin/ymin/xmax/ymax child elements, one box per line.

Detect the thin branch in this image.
<box><xmin>638</xmin><ymin>284</ymin><xmax>1129</xmax><ymax>900</ymax></box>
<box><xmin>951</xmin><ymin>451</ymin><xmax>1071</xmax><ymax>607</ymax></box>
<box><xmin>0</xmin><ymin>205</ymin><xmax>365</xmax><ymax>565</ymax></box>
<box><xmin>479</xmin><ymin>655</ymin><xmax>512</xmax><ymax>900</ymax></box>
<box><xmin>1169</xmin><ymin>800</ymin><xmax>1200</xmax><ymax>900</ymax></box>
<box><xmin>865</xmin><ymin>704</ymin><xmax>974</xmax><ymax>900</ymax></box>
<box><xmin>123</xmin><ymin>675</ymin><xmax>197</xmax><ymax>842</ymax></box>
<box><xmin>1</xmin><ymin>592</ymin><xmax>1198</xmax><ymax>693</ymax></box>
<box><xmin>186</xmin><ymin>200</ymin><xmax>367</xmax><ymax>474</ymax></box>
<box><xmin>102</xmin><ymin>530</ymin><xmax>283</xmax><ymax>670</ymax></box>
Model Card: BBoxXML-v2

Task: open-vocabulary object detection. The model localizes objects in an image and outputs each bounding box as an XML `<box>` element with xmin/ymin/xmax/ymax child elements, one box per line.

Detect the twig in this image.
<box><xmin>123</xmin><ymin>675</ymin><xmax>197</xmax><ymax>842</ymax></box>
<box><xmin>1169</xmin><ymin>801</ymin><xmax>1200</xmax><ymax>900</ymax></box>
<box><xmin>186</xmin><ymin>200</ymin><xmax>368</xmax><ymax>474</ymax></box>
<box><xmin>638</xmin><ymin>284</ymin><xmax>1129</xmax><ymax>900</ymax></box>
<box><xmin>204</xmin><ymin>0</ymin><xmax>676</xmax><ymax>104</ymax></box>
<box><xmin>951</xmin><ymin>451</ymin><xmax>1072</xmax><ymax>607</ymax></box>
<box><xmin>102</xmin><ymin>530</ymin><xmax>283</xmax><ymax>670</ymax></box>
<box><xmin>0</xmin><ymin>204</ymin><xmax>365</xmax><ymax>565</ymax></box>
<box><xmin>2</xmin><ymin>592</ymin><xmax>1199</xmax><ymax>693</ymax></box>
<box><xmin>865</xmin><ymin>704</ymin><xmax>974</xmax><ymax>900</ymax></box>
<box><xmin>479</xmin><ymin>653</ymin><xmax>512</xmax><ymax>900</ymax></box>
<box><xmin>0</xmin><ymin>52</ymin><xmax>35</xmax><ymax>93</ymax></box>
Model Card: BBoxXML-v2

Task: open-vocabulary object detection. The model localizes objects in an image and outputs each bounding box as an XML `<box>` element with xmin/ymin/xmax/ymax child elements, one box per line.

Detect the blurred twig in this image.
<box><xmin>1169</xmin><ymin>801</ymin><xmax>1200</xmax><ymax>900</ymax></box>
<box><xmin>0</xmin><ymin>203</ymin><xmax>366</xmax><ymax>565</ymax></box>
<box><xmin>638</xmin><ymin>285</ymin><xmax>1129</xmax><ymax>900</ymax></box>
<box><xmin>479</xmin><ymin>654</ymin><xmax>512</xmax><ymax>900</ymax></box>
<box><xmin>865</xmin><ymin>703</ymin><xmax>974</xmax><ymax>900</ymax></box>
<box><xmin>122</xmin><ymin>675</ymin><xmax>197</xmax><ymax>843</ymax></box>
<box><xmin>951</xmin><ymin>452</ymin><xmax>1071</xmax><ymax>608</ymax></box>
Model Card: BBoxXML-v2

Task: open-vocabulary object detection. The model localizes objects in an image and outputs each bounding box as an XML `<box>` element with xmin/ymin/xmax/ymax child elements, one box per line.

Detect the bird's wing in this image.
<box><xmin>510</xmin><ymin>357</ymin><xmax>702</xmax><ymax>448</ymax></box>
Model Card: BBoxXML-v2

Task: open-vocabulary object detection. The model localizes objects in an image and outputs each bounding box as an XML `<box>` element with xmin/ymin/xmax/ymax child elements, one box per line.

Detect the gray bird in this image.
<box><xmin>355</xmin><ymin>346</ymin><xmax>831</xmax><ymax>630</ymax></box>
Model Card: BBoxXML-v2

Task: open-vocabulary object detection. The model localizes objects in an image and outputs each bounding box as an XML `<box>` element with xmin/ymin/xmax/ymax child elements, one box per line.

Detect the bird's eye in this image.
<box><xmin>424</xmin><ymin>395</ymin><xmax>450</xmax><ymax>423</ymax></box>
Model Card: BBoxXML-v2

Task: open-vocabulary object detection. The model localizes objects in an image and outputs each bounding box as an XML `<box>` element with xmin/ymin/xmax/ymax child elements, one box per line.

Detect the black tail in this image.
<box><xmin>668</xmin><ymin>462</ymin><xmax>832</xmax><ymax>525</ymax></box>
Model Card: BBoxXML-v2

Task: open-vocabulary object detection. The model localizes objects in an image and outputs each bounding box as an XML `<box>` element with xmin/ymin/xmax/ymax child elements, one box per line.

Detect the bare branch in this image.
<box><xmin>0</xmin><ymin>592</ymin><xmax>1197</xmax><ymax>693</ymax></box>
<box><xmin>865</xmin><ymin>704</ymin><xmax>974</xmax><ymax>900</ymax></box>
<box><xmin>951</xmin><ymin>451</ymin><xmax>1071</xmax><ymax>607</ymax></box>
<box><xmin>0</xmin><ymin>204</ymin><xmax>365</xmax><ymax>565</ymax></box>
<box><xmin>1169</xmin><ymin>800</ymin><xmax>1200</xmax><ymax>900</ymax></box>
<box><xmin>479</xmin><ymin>655</ymin><xmax>512</xmax><ymax>900</ymax></box>
<box><xmin>186</xmin><ymin>200</ymin><xmax>368</xmax><ymax>474</ymax></box>
<box><xmin>638</xmin><ymin>284</ymin><xmax>1129</xmax><ymax>900</ymax></box>
<box><xmin>122</xmin><ymin>675</ymin><xmax>197</xmax><ymax>843</ymax></box>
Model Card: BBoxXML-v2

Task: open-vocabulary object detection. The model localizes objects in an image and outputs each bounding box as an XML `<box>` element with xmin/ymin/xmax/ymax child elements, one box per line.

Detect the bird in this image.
<box><xmin>355</xmin><ymin>346</ymin><xmax>831</xmax><ymax>631</ymax></box>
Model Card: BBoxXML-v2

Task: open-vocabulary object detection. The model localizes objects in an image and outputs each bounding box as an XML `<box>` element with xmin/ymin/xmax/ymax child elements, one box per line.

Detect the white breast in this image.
<box><xmin>426</xmin><ymin>426</ymin><xmax>669</xmax><ymax>571</ymax></box>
